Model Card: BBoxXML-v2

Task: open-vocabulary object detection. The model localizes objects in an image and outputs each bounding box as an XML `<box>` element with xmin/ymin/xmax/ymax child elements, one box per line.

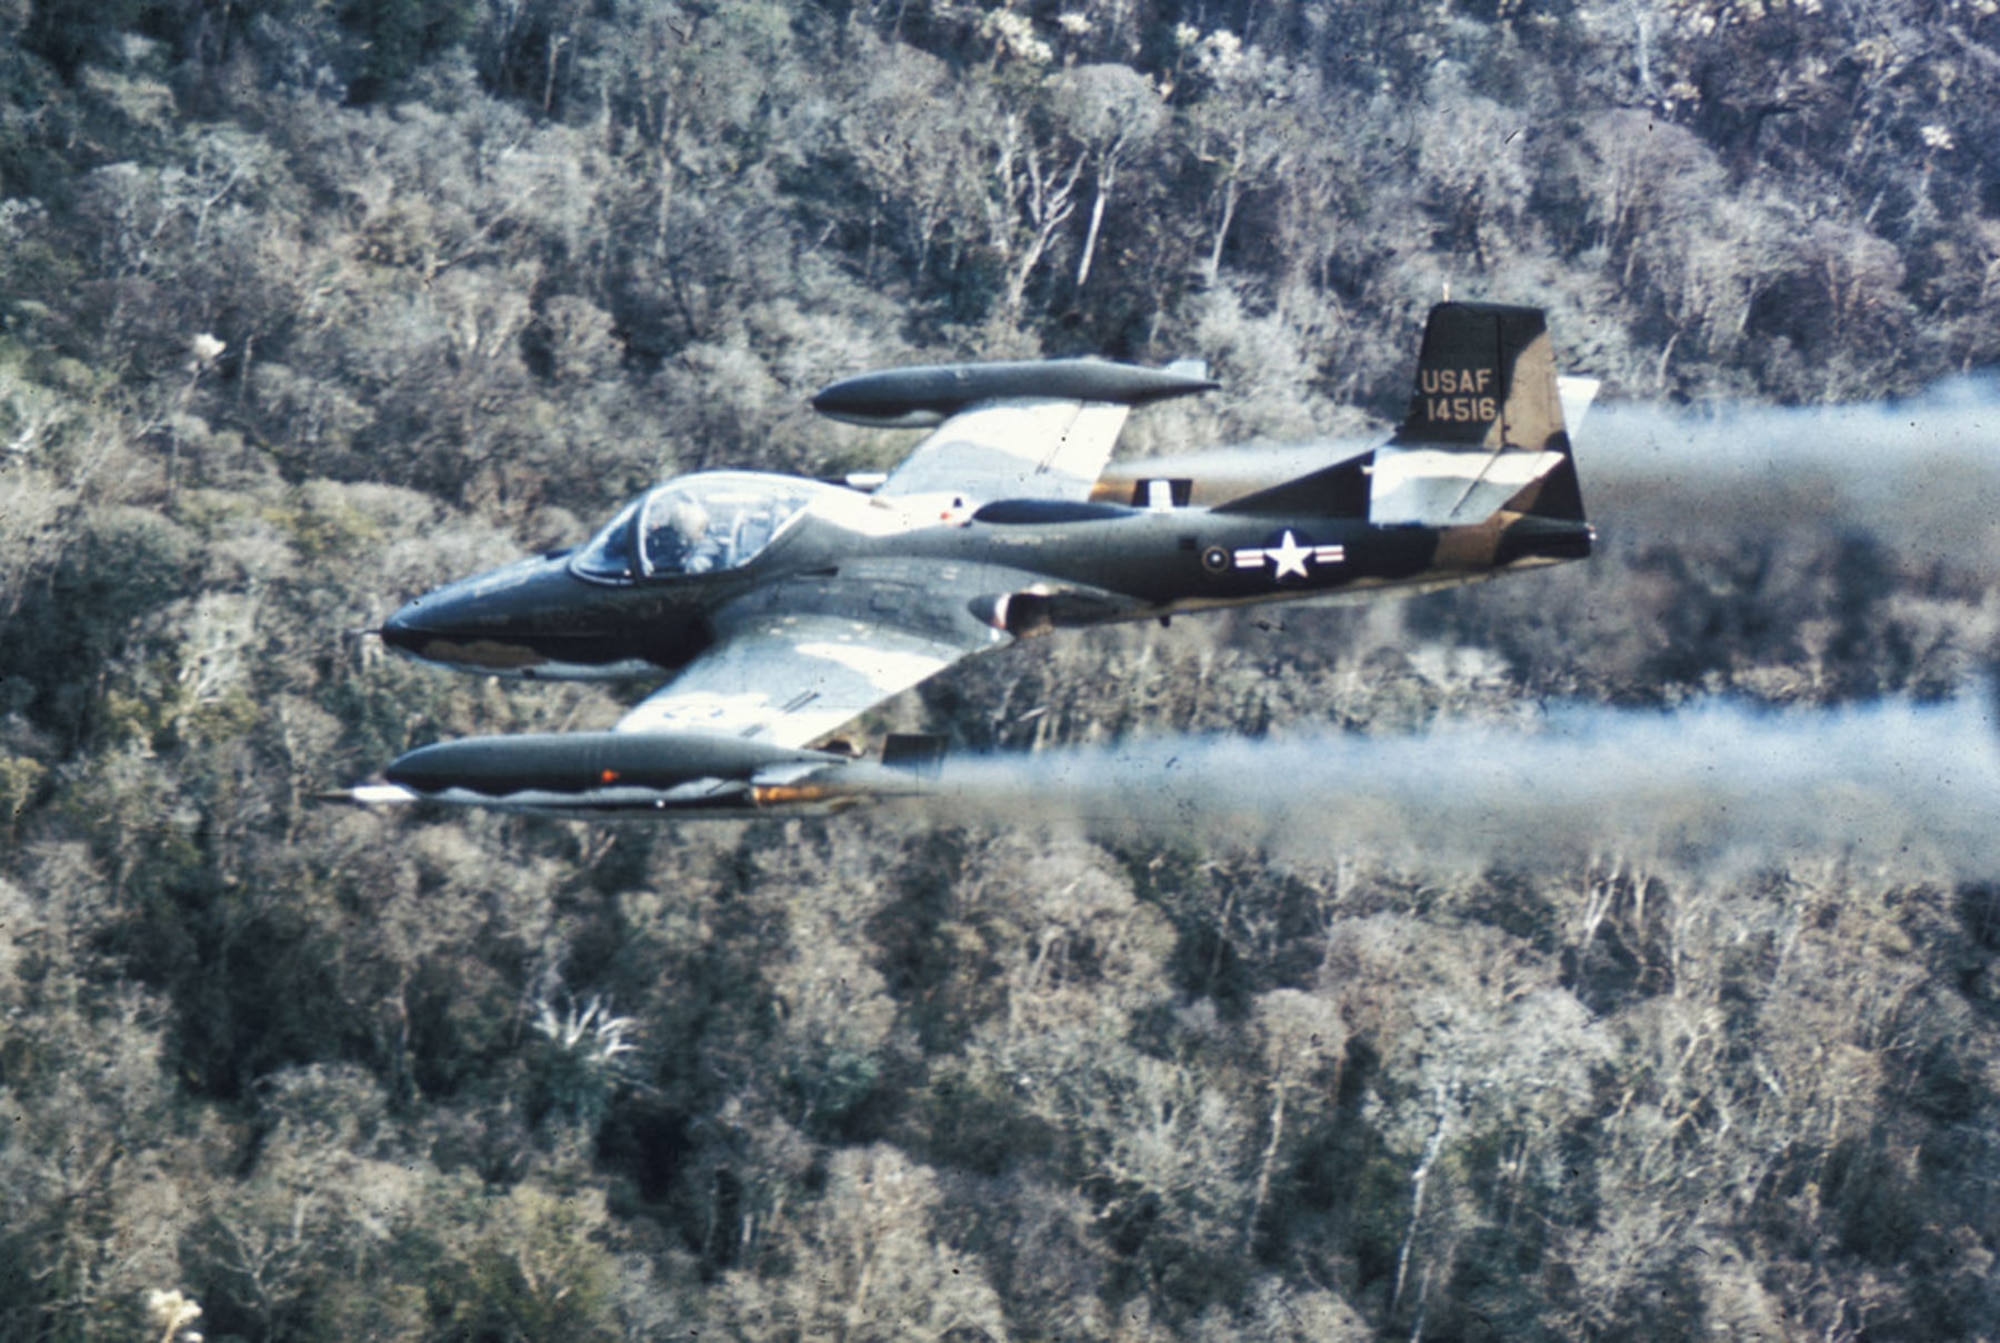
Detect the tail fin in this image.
<box><xmin>1372</xmin><ymin>302</ymin><xmax>1586</xmax><ymax>526</ymax></box>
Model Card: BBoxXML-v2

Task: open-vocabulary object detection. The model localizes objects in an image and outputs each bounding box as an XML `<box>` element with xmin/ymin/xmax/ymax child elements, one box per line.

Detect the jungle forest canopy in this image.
<box><xmin>3</xmin><ymin>1</ymin><xmax>2000</xmax><ymax>1338</ymax></box>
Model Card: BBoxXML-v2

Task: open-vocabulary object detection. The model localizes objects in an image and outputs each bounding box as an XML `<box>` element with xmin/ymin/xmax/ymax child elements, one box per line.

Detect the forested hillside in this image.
<box><xmin>4</xmin><ymin>1</ymin><xmax>2000</xmax><ymax>1338</ymax></box>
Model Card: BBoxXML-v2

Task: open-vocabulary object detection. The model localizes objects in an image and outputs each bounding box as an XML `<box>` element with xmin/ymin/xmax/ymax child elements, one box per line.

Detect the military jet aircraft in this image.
<box><xmin>348</xmin><ymin>301</ymin><xmax>1594</xmax><ymax>817</ymax></box>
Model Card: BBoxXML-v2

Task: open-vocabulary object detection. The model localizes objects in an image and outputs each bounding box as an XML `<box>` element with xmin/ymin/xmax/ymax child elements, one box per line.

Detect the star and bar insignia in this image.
<box><xmin>1232</xmin><ymin>529</ymin><xmax>1344</xmax><ymax>580</ymax></box>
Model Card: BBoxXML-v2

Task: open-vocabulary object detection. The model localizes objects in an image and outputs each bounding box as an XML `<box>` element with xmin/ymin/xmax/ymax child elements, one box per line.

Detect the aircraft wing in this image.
<box><xmin>811</xmin><ymin>358</ymin><xmax>1217</xmax><ymax>505</ymax></box>
<box><xmin>873</xmin><ymin>399</ymin><xmax>1136</xmax><ymax>504</ymax></box>
<box><xmin>612</xmin><ymin>613</ymin><xmax>986</xmax><ymax>749</ymax></box>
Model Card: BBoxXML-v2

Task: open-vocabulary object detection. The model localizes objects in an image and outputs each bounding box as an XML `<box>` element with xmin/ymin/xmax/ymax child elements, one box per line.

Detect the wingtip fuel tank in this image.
<box><xmin>810</xmin><ymin>358</ymin><xmax>1219</xmax><ymax>428</ymax></box>
<box><xmin>347</xmin><ymin>731</ymin><xmax>939</xmax><ymax>818</ymax></box>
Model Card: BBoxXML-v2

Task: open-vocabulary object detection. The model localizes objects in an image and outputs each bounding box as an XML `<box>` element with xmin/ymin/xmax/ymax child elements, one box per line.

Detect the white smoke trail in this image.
<box><xmin>918</xmin><ymin>695</ymin><xmax>2000</xmax><ymax>875</ymax></box>
<box><xmin>1580</xmin><ymin>376</ymin><xmax>2000</xmax><ymax>565</ymax></box>
<box><xmin>1582</xmin><ymin>375</ymin><xmax>2000</xmax><ymax>486</ymax></box>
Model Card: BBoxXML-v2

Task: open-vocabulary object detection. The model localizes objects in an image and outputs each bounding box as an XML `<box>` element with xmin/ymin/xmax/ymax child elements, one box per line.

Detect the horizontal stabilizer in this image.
<box><xmin>1558</xmin><ymin>376</ymin><xmax>1601</xmax><ymax>434</ymax></box>
<box><xmin>1369</xmin><ymin>446</ymin><xmax>1566</xmax><ymax>528</ymax></box>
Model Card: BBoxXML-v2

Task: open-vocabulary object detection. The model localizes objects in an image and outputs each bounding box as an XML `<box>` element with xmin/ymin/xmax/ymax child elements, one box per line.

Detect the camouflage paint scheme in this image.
<box><xmin>360</xmin><ymin>302</ymin><xmax>1593</xmax><ymax>817</ymax></box>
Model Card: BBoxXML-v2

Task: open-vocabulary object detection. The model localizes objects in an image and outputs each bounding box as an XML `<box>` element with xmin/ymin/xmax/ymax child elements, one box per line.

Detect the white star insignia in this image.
<box><xmin>1228</xmin><ymin>533</ymin><xmax>1343</xmax><ymax>580</ymax></box>
<box><xmin>1267</xmin><ymin>529</ymin><xmax>1312</xmax><ymax>580</ymax></box>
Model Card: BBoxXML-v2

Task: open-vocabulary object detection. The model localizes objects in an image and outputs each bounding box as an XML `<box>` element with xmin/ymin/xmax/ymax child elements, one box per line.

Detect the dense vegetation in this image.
<box><xmin>3</xmin><ymin>1</ymin><xmax>1999</xmax><ymax>1338</ymax></box>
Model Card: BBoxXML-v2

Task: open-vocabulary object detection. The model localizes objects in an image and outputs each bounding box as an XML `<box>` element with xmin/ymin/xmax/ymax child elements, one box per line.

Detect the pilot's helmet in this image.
<box><xmin>668</xmin><ymin>495</ymin><xmax>709</xmax><ymax>541</ymax></box>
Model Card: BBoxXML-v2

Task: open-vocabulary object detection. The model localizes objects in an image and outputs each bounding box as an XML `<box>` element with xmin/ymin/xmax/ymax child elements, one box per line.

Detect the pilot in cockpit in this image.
<box><xmin>647</xmin><ymin>494</ymin><xmax>714</xmax><ymax>573</ymax></box>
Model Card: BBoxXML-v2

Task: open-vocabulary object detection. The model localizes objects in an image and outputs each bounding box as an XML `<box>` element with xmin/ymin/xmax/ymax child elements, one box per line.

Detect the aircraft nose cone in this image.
<box><xmin>379</xmin><ymin>598</ymin><xmax>431</xmax><ymax>655</ymax></box>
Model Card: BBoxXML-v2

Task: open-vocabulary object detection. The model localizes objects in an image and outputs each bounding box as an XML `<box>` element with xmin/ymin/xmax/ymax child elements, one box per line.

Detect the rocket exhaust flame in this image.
<box><xmin>751</xmin><ymin>781</ymin><xmax>853</xmax><ymax>808</ymax></box>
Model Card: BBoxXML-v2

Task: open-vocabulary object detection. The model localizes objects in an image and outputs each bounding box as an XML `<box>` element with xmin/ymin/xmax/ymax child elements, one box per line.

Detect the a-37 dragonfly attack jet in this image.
<box><xmin>350</xmin><ymin>301</ymin><xmax>1594</xmax><ymax>817</ymax></box>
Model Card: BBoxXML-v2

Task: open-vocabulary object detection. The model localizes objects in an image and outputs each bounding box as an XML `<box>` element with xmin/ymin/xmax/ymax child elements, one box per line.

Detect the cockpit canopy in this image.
<box><xmin>572</xmin><ymin>472</ymin><xmax>820</xmax><ymax>582</ymax></box>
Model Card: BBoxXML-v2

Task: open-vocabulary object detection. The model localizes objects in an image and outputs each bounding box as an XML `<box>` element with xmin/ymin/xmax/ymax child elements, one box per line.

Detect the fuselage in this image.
<box><xmin>380</xmin><ymin>460</ymin><xmax>1591</xmax><ymax>682</ymax></box>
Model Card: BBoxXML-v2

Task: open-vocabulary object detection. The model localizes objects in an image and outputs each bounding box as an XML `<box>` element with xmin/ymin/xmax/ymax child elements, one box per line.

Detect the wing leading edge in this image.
<box><xmin>613</xmin><ymin>613</ymin><xmax>993</xmax><ymax>749</ymax></box>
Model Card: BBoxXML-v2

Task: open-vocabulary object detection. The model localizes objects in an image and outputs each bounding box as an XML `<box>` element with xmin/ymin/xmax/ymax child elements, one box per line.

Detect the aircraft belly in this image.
<box><xmin>412</xmin><ymin>618</ymin><xmax>712</xmax><ymax>680</ymax></box>
<box><xmin>416</xmin><ymin>650</ymin><xmax>666</xmax><ymax>681</ymax></box>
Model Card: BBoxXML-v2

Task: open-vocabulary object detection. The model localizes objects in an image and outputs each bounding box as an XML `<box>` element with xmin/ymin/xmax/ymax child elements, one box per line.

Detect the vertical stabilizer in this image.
<box><xmin>1371</xmin><ymin>302</ymin><xmax>1585</xmax><ymax>526</ymax></box>
<box><xmin>1394</xmin><ymin>302</ymin><xmax>1562</xmax><ymax>450</ymax></box>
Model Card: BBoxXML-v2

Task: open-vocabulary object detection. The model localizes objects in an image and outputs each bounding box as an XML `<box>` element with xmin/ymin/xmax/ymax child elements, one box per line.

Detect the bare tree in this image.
<box><xmin>1052</xmin><ymin>63</ymin><xmax>1166</xmax><ymax>291</ymax></box>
